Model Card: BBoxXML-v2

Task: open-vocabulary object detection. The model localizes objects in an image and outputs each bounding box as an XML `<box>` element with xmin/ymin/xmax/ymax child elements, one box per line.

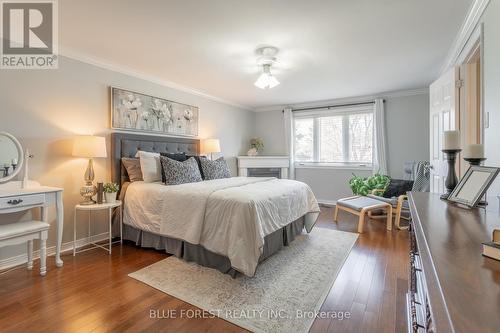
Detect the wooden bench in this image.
<box><xmin>0</xmin><ymin>221</ymin><xmax>50</xmax><ymax>276</ymax></box>
<box><xmin>334</xmin><ymin>196</ymin><xmax>392</xmax><ymax>233</ymax></box>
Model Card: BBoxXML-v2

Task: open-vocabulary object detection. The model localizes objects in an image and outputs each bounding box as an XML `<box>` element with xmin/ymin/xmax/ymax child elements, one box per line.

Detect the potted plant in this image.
<box><xmin>349</xmin><ymin>173</ymin><xmax>390</xmax><ymax>196</ymax></box>
<box><xmin>103</xmin><ymin>182</ymin><xmax>119</xmax><ymax>204</ymax></box>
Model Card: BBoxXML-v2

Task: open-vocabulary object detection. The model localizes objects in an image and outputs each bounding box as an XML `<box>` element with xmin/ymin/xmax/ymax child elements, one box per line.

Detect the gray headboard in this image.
<box><xmin>111</xmin><ymin>132</ymin><xmax>200</xmax><ymax>188</ymax></box>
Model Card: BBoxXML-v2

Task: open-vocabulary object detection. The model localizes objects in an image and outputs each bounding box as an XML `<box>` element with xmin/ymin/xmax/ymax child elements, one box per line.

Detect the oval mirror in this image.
<box><xmin>0</xmin><ymin>132</ymin><xmax>24</xmax><ymax>183</ymax></box>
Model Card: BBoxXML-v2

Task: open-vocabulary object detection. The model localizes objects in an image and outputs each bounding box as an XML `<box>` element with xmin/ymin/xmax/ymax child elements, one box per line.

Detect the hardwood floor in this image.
<box><xmin>0</xmin><ymin>207</ymin><xmax>409</xmax><ymax>333</ymax></box>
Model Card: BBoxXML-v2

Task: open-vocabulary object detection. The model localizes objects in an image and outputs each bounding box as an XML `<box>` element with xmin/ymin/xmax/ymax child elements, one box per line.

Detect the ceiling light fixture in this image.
<box><xmin>254</xmin><ymin>46</ymin><xmax>280</xmax><ymax>89</ymax></box>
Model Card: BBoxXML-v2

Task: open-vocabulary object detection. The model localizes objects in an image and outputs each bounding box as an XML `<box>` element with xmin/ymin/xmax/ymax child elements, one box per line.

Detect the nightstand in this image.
<box><xmin>73</xmin><ymin>201</ymin><xmax>122</xmax><ymax>256</ymax></box>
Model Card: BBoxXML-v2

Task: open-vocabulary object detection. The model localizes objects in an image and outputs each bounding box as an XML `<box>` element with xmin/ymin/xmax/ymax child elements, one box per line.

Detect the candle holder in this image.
<box><xmin>464</xmin><ymin>157</ymin><xmax>488</xmax><ymax>206</ymax></box>
<box><xmin>441</xmin><ymin>149</ymin><xmax>461</xmax><ymax>200</ymax></box>
<box><xmin>463</xmin><ymin>157</ymin><xmax>486</xmax><ymax>166</ymax></box>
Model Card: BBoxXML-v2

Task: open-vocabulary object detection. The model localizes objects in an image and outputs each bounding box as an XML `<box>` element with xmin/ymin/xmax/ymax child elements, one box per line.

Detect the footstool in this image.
<box><xmin>334</xmin><ymin>196</ymin><xmax>393</xmax><ymax>233</ymax></box>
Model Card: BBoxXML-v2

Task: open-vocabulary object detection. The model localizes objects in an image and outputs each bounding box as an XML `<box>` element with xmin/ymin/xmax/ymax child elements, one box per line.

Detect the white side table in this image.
<box><xmin>73</xmin><ymin>201</ymin><xmax>122</xmax><ymax>256</ymax></box>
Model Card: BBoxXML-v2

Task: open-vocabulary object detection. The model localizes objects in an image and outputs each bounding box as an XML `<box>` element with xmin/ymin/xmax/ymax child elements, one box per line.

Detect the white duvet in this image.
<box><xmin>123</xmin><ymin>177</ymin><xmax>320</xmax><ymax>276</ymax></box>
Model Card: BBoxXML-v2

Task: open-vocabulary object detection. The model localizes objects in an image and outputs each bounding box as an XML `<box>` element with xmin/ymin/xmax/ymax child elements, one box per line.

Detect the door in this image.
<box><xmin>429</xmin><ymin>68</ymin><xmax>459</xmax><ymax>193</ymax></box>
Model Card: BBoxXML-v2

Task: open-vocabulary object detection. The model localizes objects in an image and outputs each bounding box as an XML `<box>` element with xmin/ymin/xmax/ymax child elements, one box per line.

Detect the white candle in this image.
<box><xmin>443</xmin><ymin>130</ymin><xmax>460</xmax><ymax>150</ymax></box>
<box><xmin>11</xmin><ymin>158</ymin><xmax>17</xmax><ymax>165</ymax></box>
<box><xmin>463</xmin><ymin>144</ymin><xmax>484</xmax><ymax>158</ymax></box>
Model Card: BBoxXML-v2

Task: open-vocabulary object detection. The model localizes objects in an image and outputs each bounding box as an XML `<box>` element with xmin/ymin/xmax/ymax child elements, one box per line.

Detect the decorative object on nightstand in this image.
<box><xmin>96</xmin><ymin>182</ymin><xmax>104</xmax><ymax>204</ymax></box>
<box><xmin>202</xmin><ymin>138</ymin><xmax>220</xmax><ymax>160</ymax></box>
<box><xmin>103</xmin><ymin>182</ymin><xmax>119</xmax><ymax>204</ymax></box>
<box><xmin>72</xmin><ymin>135</ymin><xmax>107</xmax><ymax>205</ymax></box>
<box><xmin>441</xmin><ymin>130</ymin><xmax>461</xmax><ymax>200</ymax></box>
<box><xmin>73</xmin><ymin>200</ymin><xmax>122</xmax><ymax>256</ymax></box>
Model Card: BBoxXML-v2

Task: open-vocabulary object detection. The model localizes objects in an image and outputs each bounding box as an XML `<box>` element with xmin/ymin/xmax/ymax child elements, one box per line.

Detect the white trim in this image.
<box><xmin>440</xmin><ymin>0</ymin><xmax>490</xmax><ymax>74</ymax></box>
<box><xmin>254</xmin><ymin>88</ymin><xmax>429</xmax><ymax>112</ymax></box>
<box><xmin>0</xmin><ymin>232</ymin><xmax>109</xmax><ymax>271</ymax></box>
<box><xmin>295</xmin><ymin>163</ymin><xmax>373</xmax><ymax>171</ymax></box>
<box><xmin>59</xmin><ymin>46</ymin><xmax>254</xmax><ymax>112</ymax></box>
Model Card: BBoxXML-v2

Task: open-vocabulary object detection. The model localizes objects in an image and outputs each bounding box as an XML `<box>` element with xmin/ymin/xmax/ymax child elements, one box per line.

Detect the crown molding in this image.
<box><xmin>440</xmin><ymin>0</ymin><xmax>490</xmax><ymax>74</ymax></box>
<box><xmin>59</xmin><ymin>45</ymin><xmax>254</xmax><ymax>112</ymax></box>
<box><xmin>253</xmin><ymin>87</ymin><xmax>429</xmax><ymax>112</ymax></box>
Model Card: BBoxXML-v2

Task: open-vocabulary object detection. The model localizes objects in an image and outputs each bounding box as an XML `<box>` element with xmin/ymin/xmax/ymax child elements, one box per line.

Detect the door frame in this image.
<box><xmin>456</xmin><ymin>23</ymin><xmax>485</xmax><ymax>144</ymax></box>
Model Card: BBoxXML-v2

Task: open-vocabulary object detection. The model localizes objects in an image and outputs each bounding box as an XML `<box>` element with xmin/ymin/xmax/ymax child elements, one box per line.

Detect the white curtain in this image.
<box><xmin>373</xmin><ymin>98</ymin><xmax>388</xmax><ymax>175</ymax></box>
<box><xmin>283</xmin><ymin>108</ymin><xmax>295</xmax><ymax>179</ymax></box>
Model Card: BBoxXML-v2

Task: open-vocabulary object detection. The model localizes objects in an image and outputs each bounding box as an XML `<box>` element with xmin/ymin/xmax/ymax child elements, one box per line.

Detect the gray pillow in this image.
<box><xmin>160</xmin><ymin>156</ymin><xmax>202</xmax><ymax>185</ymax></box>
<box><xmin>200</xmin><ymin>157</ymin><xmax>231</xmax><ymax>180</ymax></box>
<box><xmin>121</xmin><ymin>158</ymin><xmax>143</xmax><ymax>182</ymax></box>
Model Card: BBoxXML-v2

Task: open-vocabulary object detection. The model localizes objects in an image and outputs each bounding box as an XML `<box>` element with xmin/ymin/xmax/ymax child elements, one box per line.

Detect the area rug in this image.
<box><xmin>129</xmin><ymin>228</ymin><xmax>358</xmax><ymax>333</ymax></box>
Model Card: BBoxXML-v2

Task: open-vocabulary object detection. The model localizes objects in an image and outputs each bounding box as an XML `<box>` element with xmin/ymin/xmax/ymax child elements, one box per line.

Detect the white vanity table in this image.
<box><xmin>0</xmin><ymin>132</ymin><xmax>64</xmax><ymax>271</ymax></box>
<box><xmin>0</xmin><ymin>181</ymin><xmax>64</xmax><ymax>267</ymax></box>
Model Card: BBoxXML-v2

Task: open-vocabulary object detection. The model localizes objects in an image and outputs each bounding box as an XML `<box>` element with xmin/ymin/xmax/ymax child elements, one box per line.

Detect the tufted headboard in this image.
<box><xmin>111</xmin><ymin>132</ymin><xmax>200</xmax><ymax>189</ymax></box>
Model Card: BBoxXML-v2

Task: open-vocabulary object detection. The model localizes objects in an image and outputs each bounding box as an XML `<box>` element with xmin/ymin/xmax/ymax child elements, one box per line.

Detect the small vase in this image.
<box><xmin>247</xmin><ymin>148</ymin><xmax>258</xmax><ymax>156</ymax></box>
<box><xmin>105</xmin><ymin>192</ymin><xmax>117</xmax><ymax>204</ymax></box>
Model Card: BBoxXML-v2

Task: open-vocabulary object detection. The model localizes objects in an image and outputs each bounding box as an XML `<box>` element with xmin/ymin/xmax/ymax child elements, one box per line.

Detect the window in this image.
<box><xmin>293</xmin><ymin>106</ymin><xmax>374</xmax><ymax>167</ymax></box>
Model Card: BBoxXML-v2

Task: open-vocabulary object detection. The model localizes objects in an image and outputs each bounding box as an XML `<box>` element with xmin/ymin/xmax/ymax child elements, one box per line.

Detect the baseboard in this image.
<box><xmin>318</xmin><ymin>199</ymin><xmax>337</xmax><ymax>207</ymax></box>
<box><xmin>0</xmin><ymin>232</ymin><xmax>109</xmax><ymax>271</ymax></box>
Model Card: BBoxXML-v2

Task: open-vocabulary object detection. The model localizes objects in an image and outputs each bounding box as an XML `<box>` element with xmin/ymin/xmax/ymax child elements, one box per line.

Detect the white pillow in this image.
<box><xmin>136</xmin><ymin>151</ymin><xmax>162</xmax><ymax>183</ymax></box>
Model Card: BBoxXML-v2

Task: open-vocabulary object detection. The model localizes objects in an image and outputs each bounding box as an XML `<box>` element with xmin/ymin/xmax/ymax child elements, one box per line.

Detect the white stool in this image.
<box><xmin>0</xmin><ymin>221</ymin><xmax>50</xmax><ymax>276</ymax></box>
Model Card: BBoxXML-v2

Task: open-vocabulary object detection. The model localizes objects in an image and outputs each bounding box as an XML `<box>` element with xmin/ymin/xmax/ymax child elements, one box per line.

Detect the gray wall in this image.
<box><xmin>254</xmin><ymin>93</ymin><xmax>430</xmax><ymax>203</ymax></box>
<box><xmin>481</xmin><ymin>0</ymin><xmax>500</xmax><ymax>197</ymax></box>
<box><xmin>386</xmin><ymin>94</ymin><xmax>430</xmax><ymax>178</ymax></box>
<box><xmin>0</xmin><ymin>56</ymin><xmax>255</xmax><ymax>264</ymax></box>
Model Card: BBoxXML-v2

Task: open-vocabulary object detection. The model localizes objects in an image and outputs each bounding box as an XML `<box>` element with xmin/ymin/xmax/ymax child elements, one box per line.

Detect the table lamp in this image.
<box><xmin>202</xmin><ymin>138</ymin><xmax>221</xmax><ymax>160</ymax></box>
<box><xmin>72</xmin><ymin>135</ymin><xmax>107</xmax><ymax>205</ymax></box>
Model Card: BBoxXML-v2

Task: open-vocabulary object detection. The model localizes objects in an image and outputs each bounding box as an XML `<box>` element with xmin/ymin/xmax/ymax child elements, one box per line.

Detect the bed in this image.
<box><xmin>111</xmin><ymin>133</ymin><xmax>320</xmax><ymax>277</ymax></box>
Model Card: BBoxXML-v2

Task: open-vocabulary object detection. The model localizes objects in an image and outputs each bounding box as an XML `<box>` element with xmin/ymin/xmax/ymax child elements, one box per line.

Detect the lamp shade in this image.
<box><xmin>72</xmin><ymin>135</ymin><xmax>107</xmax><ymax>158</ymax></box>
<box><xmin>202</xmin><ymin>138</ymin><xmax>221</xmax><ymax>154</ymax></box>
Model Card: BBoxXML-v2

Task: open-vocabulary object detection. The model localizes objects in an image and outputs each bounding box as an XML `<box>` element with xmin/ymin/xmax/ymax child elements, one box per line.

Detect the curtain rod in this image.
<box><xmin>288</xmin><ymin>99</ymin><xmax>385</xmax><ymax>112</ymax></box>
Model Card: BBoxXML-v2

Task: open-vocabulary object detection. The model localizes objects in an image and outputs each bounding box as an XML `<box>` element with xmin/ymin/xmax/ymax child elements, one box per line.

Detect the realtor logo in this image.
<box><xmin>1</xmin><ymin>0</ymin><xmax>58</xmax><ymax>69</ymax></box>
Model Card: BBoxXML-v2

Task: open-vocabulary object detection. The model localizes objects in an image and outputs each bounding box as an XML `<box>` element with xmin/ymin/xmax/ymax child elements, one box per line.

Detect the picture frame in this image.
<box><xmin>447</xmin><ymin>165</ymin><xmax>500</xmax><ymax>208</ymax></box>
<box><xmin>111</xmin><ymin>87</ymin><xmax>199</xmax><ymax>137</ymax></box>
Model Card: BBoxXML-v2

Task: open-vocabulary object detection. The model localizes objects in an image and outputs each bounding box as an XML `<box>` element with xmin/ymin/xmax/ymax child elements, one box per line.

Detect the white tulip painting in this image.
<box><xmin>111</xmin><ymin>87</ymin><xmax>199</xmax><ymax>136</ymax></box>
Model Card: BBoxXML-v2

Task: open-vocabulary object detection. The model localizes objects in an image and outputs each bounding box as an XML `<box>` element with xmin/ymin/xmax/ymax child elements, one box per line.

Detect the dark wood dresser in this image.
<box><xmin>407</xmin><ymin>192</ymin><xmax>500</xmax><ymax>333</ymax></box>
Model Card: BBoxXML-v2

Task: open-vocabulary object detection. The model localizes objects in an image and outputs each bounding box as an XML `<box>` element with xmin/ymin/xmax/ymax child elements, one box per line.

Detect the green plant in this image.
<box><xmin>250</xmin><ymin>138</ymin><xmax>264</xmax><ymax>151</ymax></box>
<box><xmin>103</xmin><ymin>182</ymin><xmax>119</xmax><ymax>193</ymax></box>
<box><xmin>349</xmin><ymin>173</ymin><xmax>390</xmax><ymax>196</ymax></box>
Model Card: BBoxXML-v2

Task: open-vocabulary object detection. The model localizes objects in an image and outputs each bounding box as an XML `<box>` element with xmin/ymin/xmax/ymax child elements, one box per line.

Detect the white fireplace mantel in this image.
<box><xmin>237</xmin><ymin>156</ymin><xmax>290</xmax><ymax>179</ymax></box>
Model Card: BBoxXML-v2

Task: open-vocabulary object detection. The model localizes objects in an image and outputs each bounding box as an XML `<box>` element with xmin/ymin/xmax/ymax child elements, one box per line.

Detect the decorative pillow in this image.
<box><xmin>200</xmin><ymin>157</ymin><xmax>231</xmax><ymax>180</ymax></box>
<box><xmin>187</xmin><ymin>155</ymin><xmax>207</xmax><ymax>179</ymax></box>
<box><xmin>160</xmin><ymin>152</ymin><xmax>188</xmax><ymax>182</ymax></box>
<box><xmin>160</xmin><ymin>156</ymin><xmax>203</xmax><ymax>185</ymax></box>
<box><xmin>121</xmin><ymin>158</ymin><xmax>143</xmax><ymax>182</ymax></box>
<box><xmin>160</xmin><ymin>152</ymin><xmax>188</xmax><ymax>161</ymax></box>
<box><xmin>136</xmin><ymin>151</ymin><xmax>162</xmax><ymax>183</ymax></box>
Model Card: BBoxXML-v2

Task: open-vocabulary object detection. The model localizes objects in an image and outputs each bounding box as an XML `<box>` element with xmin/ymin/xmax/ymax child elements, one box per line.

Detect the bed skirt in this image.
<box><xmin>122</xmin><ymin>217</ymin><xmax>305</xmax><ymax>277</ymax></box>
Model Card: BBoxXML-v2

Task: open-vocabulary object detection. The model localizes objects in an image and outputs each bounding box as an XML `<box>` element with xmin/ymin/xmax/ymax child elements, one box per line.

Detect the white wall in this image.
<box><xmin>481</xmin><ymin>0</ymin><xmax>500</xmax><ymax>197</ymax></box>
<box><xmin>254</xmin><ymin>92</ymin><xmax>430</xmax><ymax>203</ymax></box>
<box><xmin>0</xmin><ymin>56</ymin><xmax>255</xmax><ymax>263</ymax></box>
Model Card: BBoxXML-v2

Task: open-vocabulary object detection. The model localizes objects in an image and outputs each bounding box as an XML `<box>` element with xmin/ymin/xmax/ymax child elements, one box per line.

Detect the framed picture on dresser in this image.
<box><xmin>111</xmin><ymin>87</ymin><xmax>199</xmax><ymax>137</ymax></box>
<box><xmin>447</xmin><ymin>165</ymin><xmax>500</xmax><ymax>207</ymax></box>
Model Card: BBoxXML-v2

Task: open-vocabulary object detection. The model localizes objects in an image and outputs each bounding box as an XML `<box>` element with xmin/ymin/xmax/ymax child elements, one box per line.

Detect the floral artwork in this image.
<box><xmin>111</xmin><ymin>87</ymin><xmax>199</xmax><ymax>137</ymax></box>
